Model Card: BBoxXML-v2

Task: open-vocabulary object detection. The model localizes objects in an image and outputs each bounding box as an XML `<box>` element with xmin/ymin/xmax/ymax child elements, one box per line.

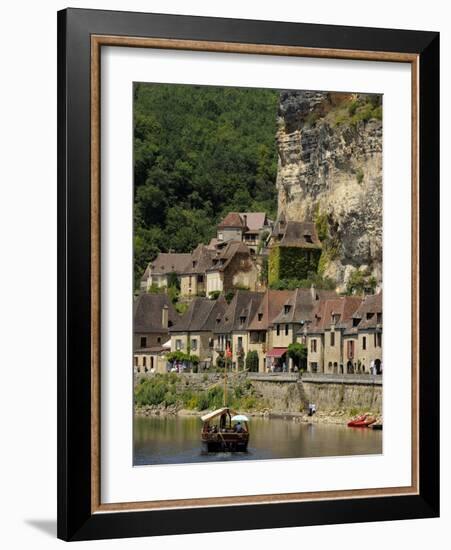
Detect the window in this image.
<box><xmin>134</xmin><ymin>356</ymin><xmax>138</xmax><ymax>366</ymax></box>
<box><xmin>311</xmin><ymin>339</ymin><xmax>317</xmax><ymax>353</ymax></box>
<box><xmin>175</xmin><ymin>339</ymin><xmax>182</xmax><ymax>351</ymax></box>
<box><xmin>237</xmin><ymin>337</ymin><xmax>243</xmax><ymax>351</ymax></box>
<box><xmin>353</xmin><ymin>317</ymin><xmax>359</xmax><ymax>327</ymax></box>
<box><xmin>191</xmin><ymin>339</ymin><xmax>197</xmax><ymax>351</ymax></box>
<box><xmin>258</xmin><ymin>313</ymin><xmax>263</xmax><ymax>322</ymax></box>
<box><xmin>362</xmin><ymin>336</ymin><xmax>367</xmax><ymax>350</ymax></box>
<box><xmin>218</xmin><ymin>233</ymin><xmax>223</xmax><ymax>241</ymax></box>
<box><xmin>285</xmin><ymin>324</ymin><xmax>289</xmax><ymax>336</ymax></box>
<box><xmin>304</xmin><ymin>234</ymin><xmax>313</xmax><ymax>243</ymax></box>
<box><xmin>377</xmin><ymin>312</ymin><xmax>382</xmax><ymax>324</ymax></box>
<box><xmin>347</xmin><ymin>340</ymin><xmax>355</xmax><ymax>359</ymax></box>
<box><xmin>276</xmin><ymin>324</ymin><xmax>280</xmax><ymax>336</ymax></box>
<box><xmin>140</xmin><ymin>336</ymin><xmax>147</xmax><ymax>348</ymax></box>
<box><xmin>375</xmin><ymin>332</ymin><xmax>382</xmax><ymax>347</ymax></box>
<box><xmin>143</xmin><ymin>357</ymin><xmax>147</xmax><ymax>367</ymax></box>
<box><xmin>330</xmin><ymin>332</ymin><xmax>335</xmax><ymax>346</ymax></box>
<box><xmin>157</xmin><ymin>337</ymin><xmax>161</xmax><ymax>344</ymax></box>
<box><xmin>239</xmin><ymin>316</ymin><xmax>246</xmax><ymax>325</ymax></box>
<box><xmin>284</xmin><ymin>305</ymin><xmax>291</xmax><ymax>314</ymax></box>
<box><xmin>197</xmin><ymin>274</ymin><xmax>204</xmax><ymax>283</ymax></box>
<box><xmin>367</xmin><ymin>312</ymin><xmax>374</xmax><ymax>320</ymax></box>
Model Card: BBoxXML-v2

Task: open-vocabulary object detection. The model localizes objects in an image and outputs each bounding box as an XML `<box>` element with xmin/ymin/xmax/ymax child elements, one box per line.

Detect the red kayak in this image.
<box><xmin>347</xmin><ymin>414</ymin><xmax>376</xmax><ymax>428</ymax></box>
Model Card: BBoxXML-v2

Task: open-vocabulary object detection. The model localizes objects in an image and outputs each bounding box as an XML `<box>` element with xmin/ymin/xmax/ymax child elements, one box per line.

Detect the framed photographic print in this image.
<box><xmin>57</xmin><ymin>8</ymin><xmax>439</xmax><ymax>541</ymax></box>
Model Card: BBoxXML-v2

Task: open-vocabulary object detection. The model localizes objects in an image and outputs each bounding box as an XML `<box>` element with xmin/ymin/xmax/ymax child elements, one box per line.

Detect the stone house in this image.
<box><xmin>304</xmin><ymin>296</ymin><xmax>362</xmax><ymax>373</ymax></box>
<box><xmin>214</xmin><ymin>211</ymin><xmax>272</xmax><ymax>253</ymax></box>
<box><xmin>169</xmin><ymin>296</ymin><xmax>227</xmax><ymax>367</ymax></box>
<box><xmin>268</xmin><ymin>215</ymin><xmax>322</xmax><ymax>286</ymax></box>
<box><xmin>140</xmin><ymin>252</ymin><xmax>191</xmax><ymax>291</ymax></box>
<box><xmin>246</xmin><ymin>289</ymin><xmax>293</xmax><ymax>372</ymax></box>
<box><xmin>179</xmin><ymin>244</ymin><xmax>215</xmax><ymax>298</ymax></box>
<box><xmin>205</xmin><ymin>241</ymin><xmax>259</xmax><ymax>296</ymax></box>
<box><xmin>213</xmin><ymin>290</ymin><xmax>264</xmax><ymax>370</ymax></box>
<box><xmin>346</xmin><ymin>292</ymin><xmax>383</xmax><ymax>374</ymax></box>
<box><xmin>268</xmin><ymin>287</ymin><xmax>337</xmax><ymax>371</ymax></box>
<box><xmin>133</xmin><ymin>293</ymin><xmax>178</xmax><ymax>373</ymax></box>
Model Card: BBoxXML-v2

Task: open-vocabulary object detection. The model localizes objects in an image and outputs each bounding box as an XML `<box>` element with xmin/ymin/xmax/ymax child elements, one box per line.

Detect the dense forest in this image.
<box><xmin>133</xmin><ymin>83</ymin><xmax>280</xmax><ymax>286</ymax></box>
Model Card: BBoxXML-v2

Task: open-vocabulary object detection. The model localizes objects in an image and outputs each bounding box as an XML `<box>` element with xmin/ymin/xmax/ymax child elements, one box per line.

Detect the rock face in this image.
<box><xmin>276</xmin><ymin>91</ymin><xmax>383</xmax><ymax>290</ymax></box>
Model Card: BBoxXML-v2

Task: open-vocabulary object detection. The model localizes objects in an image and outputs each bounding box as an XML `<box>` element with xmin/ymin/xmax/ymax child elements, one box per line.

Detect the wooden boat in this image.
<box><xmin>201</xmin><ymin>407</ymin><xmax>249</xmax><ymax>452</ymax></box>
<box><xmin>347</xmin><ymin>414</ymin><xmax>377</xmax><ymax>428</ymax></box>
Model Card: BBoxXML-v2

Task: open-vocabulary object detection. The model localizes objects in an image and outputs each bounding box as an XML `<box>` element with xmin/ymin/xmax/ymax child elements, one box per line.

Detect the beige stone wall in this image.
<box><xmin>170</xmin><ymin>333</ymin><xmax>188</xmax><ymax>352</ymax></box>
<box><xmin>180</xmin><ymin>275</ymin><xmax>197</xmax><ymax>297</ymax></box>
<box><xmin>270</xmin><ymin>324</ymin><xmax>295</xmax><ymax>348</ymax></box>
<box><xmin>134</xmin><ymin>352</ymin><xmax>168</xmax><ymax>374</ymax></box>
<box><xmin>134</xmin><ymin>332</ymin><xmax>167</xmax><ymax>350</ymax></box>
<box><xmin>219</xmin><ymin>228</ymin><xmax>242</xmax><ymax>242</ymax></box>
<box><xmin>357</xmin><ymin>331</ymin><xmax>382</xmax><ymax>372</ymax></box>
<box><xmin>206</xmin><ymin>272</ymin><xmax>223</xmax><ymax>295</ymax></box>
<box><xmin>306</xmin><ymin>335</ymin><xmax>324</xmax><ymax>372</ymax></box>
<box><xmin>323</xmin><ymin>329</ymin><xmax>342</xmax><ymax>373</ymax></box>
<box><xmin>232</xmin><ymin>267</ymin><xmax>258</xmax><ymax>291</ymax></box>
<box><xmin>188</xmin><ymin>332</ymin><xmax>214</xmax><ymax>362</ymax></box>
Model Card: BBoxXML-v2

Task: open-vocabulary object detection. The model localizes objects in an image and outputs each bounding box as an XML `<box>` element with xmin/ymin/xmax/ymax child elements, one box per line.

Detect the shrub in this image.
<box><xmin>209</xmin><ymin>290</ymin><xmax>221</xmax><ymax>300</ymax></box>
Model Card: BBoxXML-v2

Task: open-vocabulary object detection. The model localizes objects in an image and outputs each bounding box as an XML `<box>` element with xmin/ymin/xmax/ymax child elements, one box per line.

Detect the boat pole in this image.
<box><xmin>223</xmin><ymin>364</ymin><xmax>227</xmax><ymax>407</ymax></box>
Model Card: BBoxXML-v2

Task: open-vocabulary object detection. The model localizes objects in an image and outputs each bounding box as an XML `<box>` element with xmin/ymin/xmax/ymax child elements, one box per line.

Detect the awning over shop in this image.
<box><xmin>266</xmin><ymin>347</ymin><xmax>288</xmax><ymax>358</ymax></box>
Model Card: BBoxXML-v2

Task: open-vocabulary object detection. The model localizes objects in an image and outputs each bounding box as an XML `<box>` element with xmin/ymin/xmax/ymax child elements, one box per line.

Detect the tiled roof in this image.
<box><xmin>218</xmin><ymin>211</ymin><xmax>268</xmax><ymax>231</ymax></box>
<box><xmin>207</xmin><ymin>240</ymin><xmax>251</xmax><ymax>273</ymax></box>
<box><xmin>352</xmin><ymin>292</ymin><xmax>383</xmax><ymax>331</ymax></box>
<box><xmin>239</xmin><ymin>212</ymin><xmax>267</xmax><ymax>232</ymax></box>
<box><xmin>170</xmin><ymin>296</ymin><xmax>227</xmax><ymax>333</ymax></box>
<box><xmin>272</xmin><ymin>220</ymin><xmax>321</xmax><ymax>248</ymax></box>
<box><xmin>217</xmin><ymin>212</ymin><xmax>246</xmax><ymax>229</ymax></box>
<box><xmin>147</xmin><ymin>252</ymin><xmax>192</xmax><ymax>276</ymax></box>
<box><xmin>181</xmin><ymin>244</ymin><xmax>214</xmax><ymax>275</ymax></box>
<box><xmin>247</xmin><ymin>289</ymin><xmax>294</xmax><ymax>330</ymax></box>
<box><xmin>133</xmin><ymin>293</ymin><xmax>178</xmax><ymax>333</ymax></box>
<box><xmin>305</xmin><ymin>295</ymin><xmax>363</xmax><ymax>335</ymax></box>
<box><xmin>271</xmin><ymin>288</ymin><xmax>336</xmax><ymax>326</ymax></box>
<box><xmin>214</xmin><ymin>290</ymin><xmax>264</xmax><ymax>334</ymax></box>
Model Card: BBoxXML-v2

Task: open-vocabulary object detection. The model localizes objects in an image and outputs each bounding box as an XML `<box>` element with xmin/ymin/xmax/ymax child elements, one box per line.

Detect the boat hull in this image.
<box><xmin>201</xmin><ymin>433</ymin><xmax>249</xmax><ymax>453</ymax></box>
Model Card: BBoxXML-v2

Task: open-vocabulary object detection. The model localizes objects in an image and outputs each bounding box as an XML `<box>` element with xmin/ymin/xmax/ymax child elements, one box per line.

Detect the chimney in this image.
<box><xmin>311</xmin><ymin>284</ymin><xmax>317</xmax><ymax>301</ymax></box>
<box><xmin>243</xmin><ymin>214</ymin><xmax>247</xmax><ymax>229</ymax></box>
<box><xmin>162</xmin><ymin>304</ymin><xmax>169</xmax><ymax>329</ymax></box>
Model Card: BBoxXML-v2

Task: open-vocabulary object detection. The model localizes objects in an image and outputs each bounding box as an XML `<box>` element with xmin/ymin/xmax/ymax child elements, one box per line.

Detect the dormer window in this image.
<box><xmin>258</xmin><ymin>313</ymin><xmax>263</xmax><ymax>322</ymax></box>
<box><xmin>332</xmin><ymin>313</ymin><xmax>340</xmax><ymax>323</ymax></box>
<box><xmin>377</xmin><ymin>313</ymin><xmax>382</xmax><ymax>323</ymax></box>
<box><xmin>367</xmin><ymin>312</ymin><xmax>375</xmax><ymax>320</ymax></box>
<box><xmin>284</xmin><ymin>305</ymin><xmax>291</xmax><ymax>315</ymax></box>
<box><xmin>240</xmin><ymin>316</ymin><xmax>246</xmax><ymax>325</ymax></box>
<box><xmin>352</xmin><ymin>318</ymin><xmax>359</xmax><ymax>327</ymax></box>
<box><xmin>192</xmin><ymin>261</ymin><xmax>197</xmax><ymax>269</ymax></box>
<box><xmin>304</xmin><ymin>233</ymin><xmax>313</xmax><ymax>243</ymax></box>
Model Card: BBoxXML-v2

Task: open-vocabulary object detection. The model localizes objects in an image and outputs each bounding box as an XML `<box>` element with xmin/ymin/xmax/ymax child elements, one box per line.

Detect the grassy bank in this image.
<box><xmin>134</xmin><ymin>373</ymin><xmax>268</xmax><ymax>412</ymax></box>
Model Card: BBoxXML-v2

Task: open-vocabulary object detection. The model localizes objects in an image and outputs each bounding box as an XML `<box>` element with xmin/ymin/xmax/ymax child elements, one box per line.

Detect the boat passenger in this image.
<box><xmin>234</xmin><ymin>422</ymin><xmax>243</xmax><ymax>433</ymax></box>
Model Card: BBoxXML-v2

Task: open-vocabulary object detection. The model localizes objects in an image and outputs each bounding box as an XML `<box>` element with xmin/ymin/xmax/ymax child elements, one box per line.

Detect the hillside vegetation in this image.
<box><xmin>134</xmin><ymin>83</ymin><xmax>279</xmax><ymax>287</ymax></box>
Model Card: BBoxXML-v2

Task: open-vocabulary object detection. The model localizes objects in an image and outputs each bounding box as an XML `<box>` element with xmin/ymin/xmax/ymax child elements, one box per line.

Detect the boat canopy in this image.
<box><xmin>201</xmin><ymin>407</ymin><xmax>236</xmax><ymax>423</ymax></box>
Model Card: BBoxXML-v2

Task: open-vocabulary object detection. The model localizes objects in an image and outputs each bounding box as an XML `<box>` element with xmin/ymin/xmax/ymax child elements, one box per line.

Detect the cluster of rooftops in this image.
<box><xmin>140</xmin><ymin>211</ymin><xmax>322</xmax><ymax>297</ymax></box>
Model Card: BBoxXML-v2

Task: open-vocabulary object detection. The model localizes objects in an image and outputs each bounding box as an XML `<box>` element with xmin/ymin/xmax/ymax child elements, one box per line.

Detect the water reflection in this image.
<box><xmin>134</xmin><ymin>415</ymin><xmax>382</xmax><ymax>466</ymax></box>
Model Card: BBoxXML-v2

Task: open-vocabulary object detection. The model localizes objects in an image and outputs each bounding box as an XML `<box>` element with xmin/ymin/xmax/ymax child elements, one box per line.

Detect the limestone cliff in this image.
<box><xmin>276</xmin><ymin>90</ymin><xmax>382</xmax><ymax>290</ymax></box>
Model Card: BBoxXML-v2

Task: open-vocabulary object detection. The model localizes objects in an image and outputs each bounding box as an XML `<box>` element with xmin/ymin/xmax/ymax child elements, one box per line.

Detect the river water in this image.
<box><xmin>134</xmin><ymin>415</ymin><xmax>382</xmax><ymax>466</ymax></box>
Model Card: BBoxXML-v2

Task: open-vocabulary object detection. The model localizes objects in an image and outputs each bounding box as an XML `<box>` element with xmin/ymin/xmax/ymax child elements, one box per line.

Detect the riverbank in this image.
<box><xmin>134</xmin><ymin>372</ymin><xmax>382</xmax><ymax>425</ymax></box>
<box><xmin>134</xmin><ymin>403</ymin><xmax>382</xmax><ymax>426</ymax></box>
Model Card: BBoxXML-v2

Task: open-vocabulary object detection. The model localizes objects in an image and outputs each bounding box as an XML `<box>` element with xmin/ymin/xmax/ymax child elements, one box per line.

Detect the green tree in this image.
<box><xmin>287</xmin><ymin>342</ymin><xmax>307</xmax><ymax>371</ymax></box>
<box><xmin>245</xmin><ymin>350</ymin><xmax>259</xmax><ymax>372</ymax></box>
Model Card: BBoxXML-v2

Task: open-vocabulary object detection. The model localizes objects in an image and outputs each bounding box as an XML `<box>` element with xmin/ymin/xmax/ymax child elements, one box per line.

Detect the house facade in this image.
<box><xmin>213</xmin><ymin>290</ymin><xmax>264</xmax><ymax>370</ymax></box>
<box><xmin>214</xmin><ymin>211</ymin><xmax>272</xmax><ymax>254</ymax></box>
<box><xmin>140</xmin><ymin>252</ymin><xmax>191</xmax><ymax>291</ymax></box>
<box><xmin>133</xmin><ymin>293</ymin><xmax>178</xmax><ymax>373</ymax></box>
<box><xmin>247</xmin><ymin>289</ymin><xmax>294</xmax><ymax>372</ymax></box>
<box><xmin>205</xmin><ymin>241</ymin><xmax>259</xmax><ymax>296</ymax></box>
<box><xmin>169</xmin><ymin>296</ymin><xmax>227</xmax><ymax>367</ymax></box>
<box><xmin>179</xmin><ymin>245</ymin><xmax>214</xmax><ymax>298</ymax></box>
<box><xmin>304</xmin><ymin>292</ymin><xmax>383</xmax><ymax>374</ymax></box>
